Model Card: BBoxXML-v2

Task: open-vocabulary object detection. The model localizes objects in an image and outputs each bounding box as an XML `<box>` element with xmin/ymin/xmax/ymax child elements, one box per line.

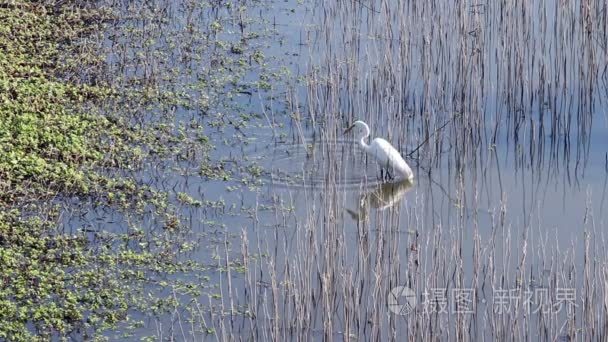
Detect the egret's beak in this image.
<box><xmin>343</xmin><ymin>124</ymin><xmax>355</xmax><ymax>135</ymax></box>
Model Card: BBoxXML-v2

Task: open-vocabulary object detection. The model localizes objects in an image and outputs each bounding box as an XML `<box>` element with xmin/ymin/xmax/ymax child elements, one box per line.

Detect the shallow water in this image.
<box><xmin>69</xmin><ymin>0</ymin><xmax>608</xmax><ymax>340</ymax></box>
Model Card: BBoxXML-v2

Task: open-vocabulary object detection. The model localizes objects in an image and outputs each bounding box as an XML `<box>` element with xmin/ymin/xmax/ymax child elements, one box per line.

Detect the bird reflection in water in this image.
<box><xmin>346</xmin><ymin>178</ymin><xmax>414</xmax><ymax>222</ymax></box>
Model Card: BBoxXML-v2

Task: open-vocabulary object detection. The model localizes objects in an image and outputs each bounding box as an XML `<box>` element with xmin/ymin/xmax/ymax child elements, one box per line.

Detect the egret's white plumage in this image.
<box><xmin>344</xmin><ymin>120</ymin><xmax>414</xmax><ymax>182</ymax></box>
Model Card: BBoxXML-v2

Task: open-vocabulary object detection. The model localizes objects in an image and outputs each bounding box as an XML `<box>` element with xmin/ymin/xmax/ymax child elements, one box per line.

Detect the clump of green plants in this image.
<box><xmin>1</xmin><ymin>9</ymin><xmax>99</xmax><ymax>198</ymax></box>
<box><xmin>0</xmin><ymin>2</ymin><xmax>209</xmax><ymax>340</ymax></box>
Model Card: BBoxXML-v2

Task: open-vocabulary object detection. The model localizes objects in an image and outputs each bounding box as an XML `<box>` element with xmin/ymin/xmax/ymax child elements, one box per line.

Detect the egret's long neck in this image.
<box><xmin>359</xmin><ymin>123</ymin><xmax>371</xmax><ymax>150</ymax></box>
<box><xmin>359</xmin><ymin>135</ymin><xmax>369</xmax><ymax>150</ymax></box>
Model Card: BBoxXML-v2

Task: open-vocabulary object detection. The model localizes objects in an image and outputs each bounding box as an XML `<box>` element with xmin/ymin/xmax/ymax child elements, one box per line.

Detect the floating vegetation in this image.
<box><xmin>0</xmin><ymin>0</ymin><xmax>274</xmax><ymax>339</ymax></box>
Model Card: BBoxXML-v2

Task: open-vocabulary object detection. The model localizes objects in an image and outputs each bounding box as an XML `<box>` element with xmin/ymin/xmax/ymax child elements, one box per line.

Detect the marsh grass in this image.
<box><xmin>202</xmin><ymin>0</ymin><xmax>608</xmax><ymax>341</ymax></box>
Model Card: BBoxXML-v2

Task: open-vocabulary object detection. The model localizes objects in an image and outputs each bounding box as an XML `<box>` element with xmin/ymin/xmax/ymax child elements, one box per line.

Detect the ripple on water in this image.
<box><xmin>253</xmin><ymin>138</ymin><xmax>395</xmax><ymax>190</ymax></box>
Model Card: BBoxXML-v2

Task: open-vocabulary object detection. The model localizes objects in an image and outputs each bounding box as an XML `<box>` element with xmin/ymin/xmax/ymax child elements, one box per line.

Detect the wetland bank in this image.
<box><xmin>2</xmin><ymin>0</ymin><xmax>608</xmax><ymax>340</ymax></box>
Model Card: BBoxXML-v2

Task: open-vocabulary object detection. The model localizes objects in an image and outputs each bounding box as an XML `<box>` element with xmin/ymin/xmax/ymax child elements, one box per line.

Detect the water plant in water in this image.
<box><xmin>0</xmin><ymin>1</ymin><xmax>231</xmax><ymax>339</ymax></box>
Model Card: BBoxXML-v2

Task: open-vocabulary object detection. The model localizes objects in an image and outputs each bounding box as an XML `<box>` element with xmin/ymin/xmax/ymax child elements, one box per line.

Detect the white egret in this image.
<box><xmin>344</xmin><ymin>120</ymin><xmax>414</xmax><ymax>181</ymax></box>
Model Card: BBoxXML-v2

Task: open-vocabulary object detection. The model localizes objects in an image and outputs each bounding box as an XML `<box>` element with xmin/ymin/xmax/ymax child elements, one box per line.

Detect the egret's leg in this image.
<box><xmin>379</xmin><ymin>169</ymin><xmax>392</xmax><ymax>182</ymax></box>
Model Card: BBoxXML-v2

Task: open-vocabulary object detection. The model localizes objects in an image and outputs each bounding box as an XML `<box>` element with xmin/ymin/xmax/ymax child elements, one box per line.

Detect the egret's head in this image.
<box><xmin>343</xmin><ymin>120</ymin><xmax>370</xmax><ymax>136</ymax></box>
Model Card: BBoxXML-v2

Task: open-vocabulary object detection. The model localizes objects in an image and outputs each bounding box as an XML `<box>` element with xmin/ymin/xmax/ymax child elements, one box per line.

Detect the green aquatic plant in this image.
<box><xmin>0</xmin><ymin>3</ymin><xmax>218</xmax><ymax>339</ymax></box>
<box><xmin>1</xmin><ymin>0</ymin><xmax>299</xmax><ymax>338</ymax></box>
